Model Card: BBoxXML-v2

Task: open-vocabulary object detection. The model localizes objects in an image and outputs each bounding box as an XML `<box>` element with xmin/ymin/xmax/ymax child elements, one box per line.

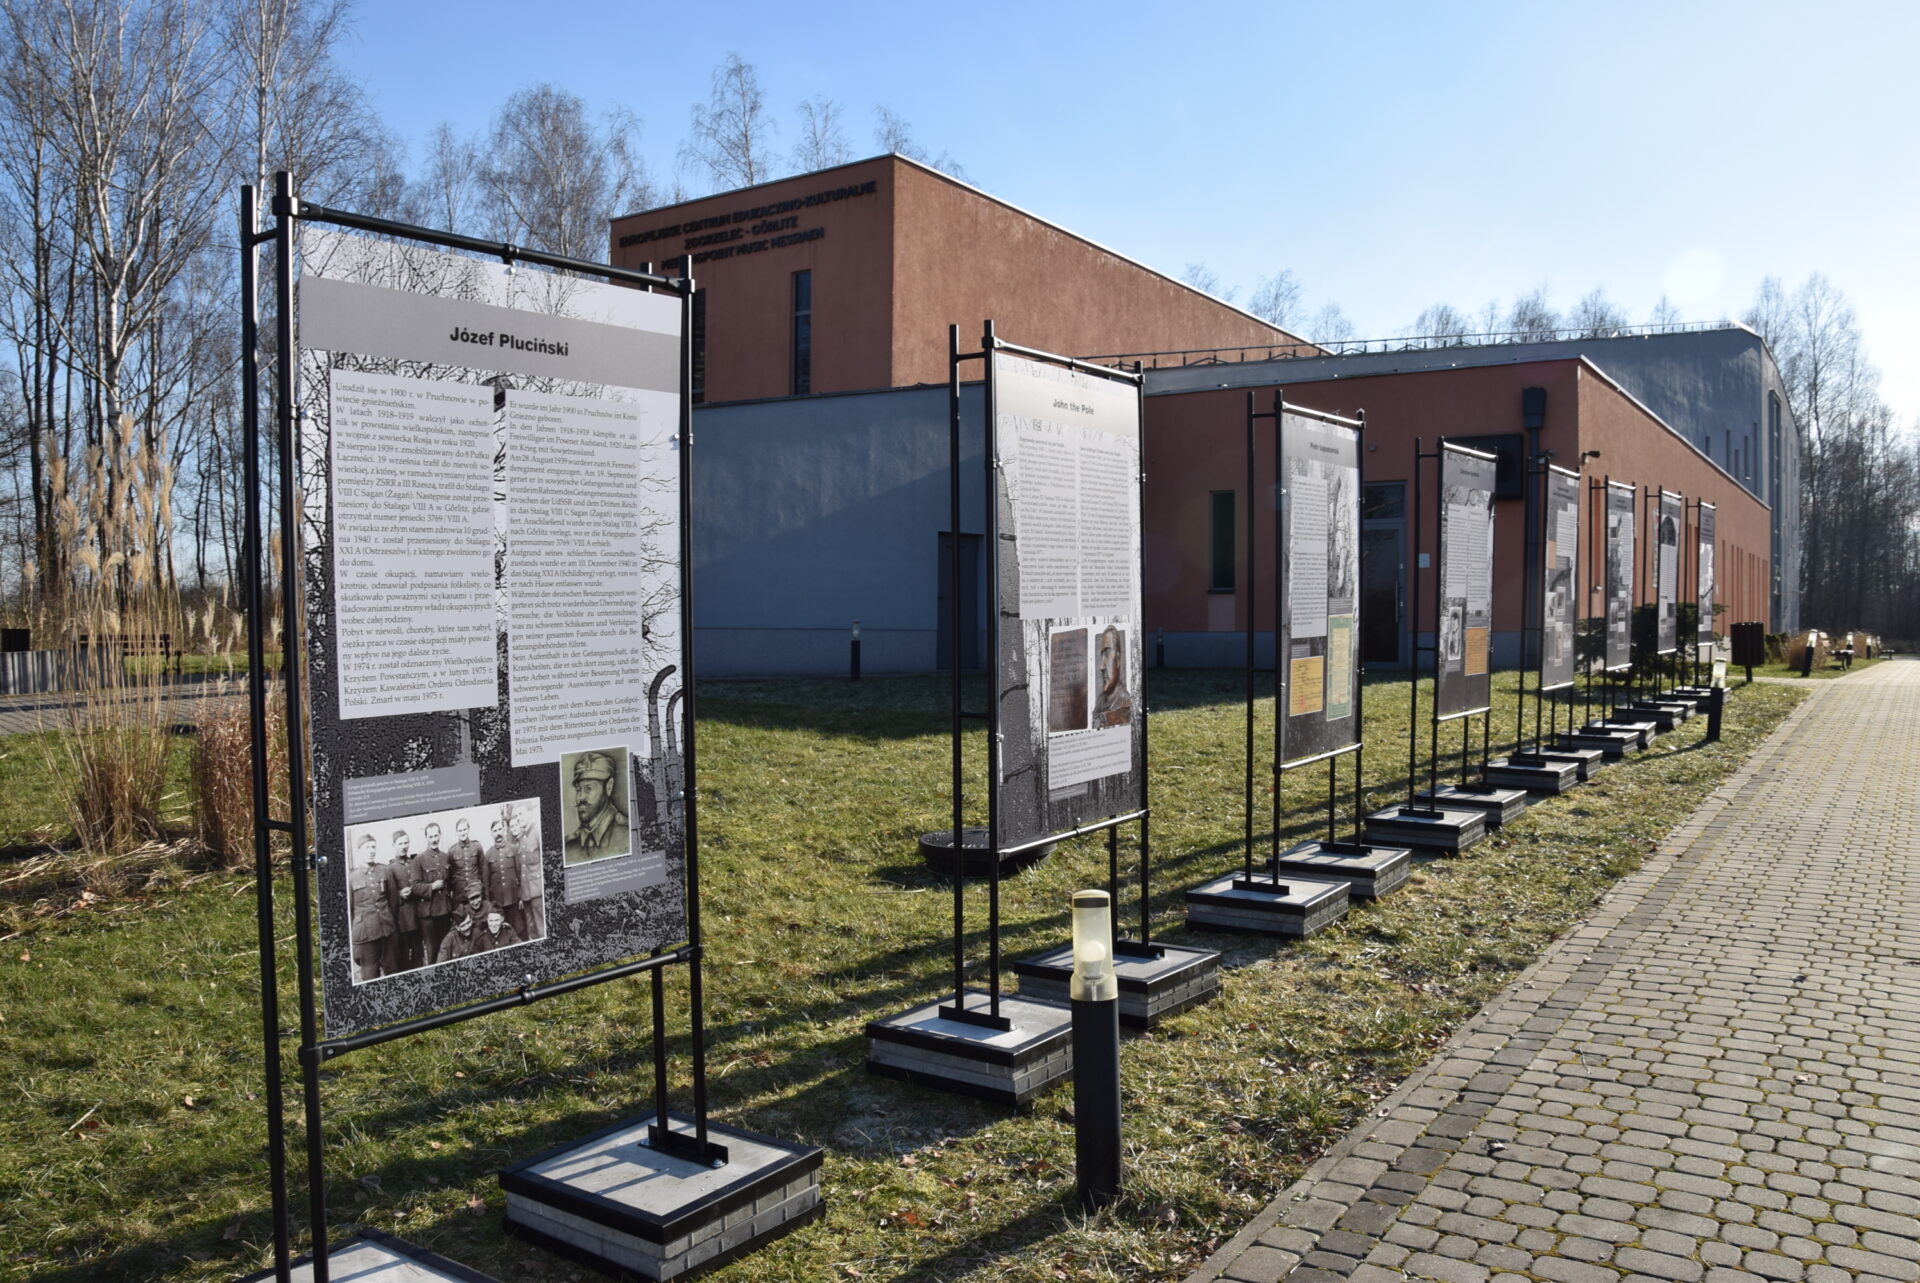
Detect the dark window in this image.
<box><xmin>1364</xmin><ymin>482</ymin><xmax>1406</xmax><ymax>520</ymax></box>
<box><xmin>1446</xmin><ymin>434</ymin><xmax>1525</xmax><ymax>499</ymax></box>
<box><xmin>791</xmin><ymin>270</ymin><xmax>812</xmax><ymax>395</ymax></box>
<box><xmin>1210</xmin><ymin>490</ymin><xmax>1235</xmax><ymax>590</ymax></box>
<box><xmin>690</xmin><ymin>288</ymin><xmax>707</xmax><ymax>404</ymax></box>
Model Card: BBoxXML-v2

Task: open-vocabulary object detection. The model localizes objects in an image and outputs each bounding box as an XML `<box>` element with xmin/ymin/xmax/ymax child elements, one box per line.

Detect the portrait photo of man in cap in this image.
<box><xmin>561</xmin><ymin>746</ymin><xmax>631</xmax><ymax>866</ymax></box>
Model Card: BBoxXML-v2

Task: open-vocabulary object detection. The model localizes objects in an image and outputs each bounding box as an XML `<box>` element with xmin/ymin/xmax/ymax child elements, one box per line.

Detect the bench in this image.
<box><xmin>76</xmin><ymin>633</ymin><xmax>182</xmax><ymax>678</ymax></box>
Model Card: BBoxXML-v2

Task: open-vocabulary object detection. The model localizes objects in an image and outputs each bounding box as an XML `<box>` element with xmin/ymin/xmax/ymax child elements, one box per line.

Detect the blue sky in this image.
<box><xmin>335</xmin><ymin>0</ymin><xmax>1918</xmax><ymax>422</ymax></box>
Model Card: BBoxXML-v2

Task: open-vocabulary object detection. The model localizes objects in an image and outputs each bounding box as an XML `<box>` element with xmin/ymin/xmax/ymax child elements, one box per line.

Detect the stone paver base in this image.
<box><xmin>1191</xmin><ymin>659</ymin><xmax>1920</xmax><ymax>1283</ymax></box>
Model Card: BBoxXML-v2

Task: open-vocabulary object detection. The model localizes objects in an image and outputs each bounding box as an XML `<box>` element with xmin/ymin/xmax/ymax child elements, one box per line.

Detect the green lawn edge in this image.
<box><xmin>0</xmin><ymin>672</ymin><xmax>1807</xmax><ymax>1282</ymax></box>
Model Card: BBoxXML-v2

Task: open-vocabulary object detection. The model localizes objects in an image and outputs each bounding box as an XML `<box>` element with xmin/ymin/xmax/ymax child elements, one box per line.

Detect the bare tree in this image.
<box><xmin>1410</xmin><ymin>303</ymin><xmax>1472</xmax><ymax>344</ymax></box>
<box><xmin>1247</xmin><ymin>270</ymin><xmax>1302</xmax><ymax>328</ymax></box>
<box><xmin>1741</xmin><ymin>275</ymin><xmax>1790</xmax><ymax>350</ymax></box>
<box><xmin>1</xmin><ymin>0</ymin><xmax>236</xmax><ymax>615</ymax></box>
<box><xmin>1505</xmin><ymin>287</ymin><xmax>1560</xmax><ymax>340</ymax></box>
<box><xmin>1648</xmin><ymin>295</ymin><xmax>1683</xmax><ymax>328</ymax></box>
<box><xmin>1308</xmin><ymin>302</ymin><xmax>1357</xmax><ymax>346</ymax></box>
<box><xmin>1179</xmin><ymin>263</ymin><xmax>1235</xmax><ymax>303</ymax></box>
<box><xmin>418</xmin><ymin>121</ymin><xmax>484</xmax><ymax>234</ymax></box>
<box><xmin>872</xmin><ymin>105</ymin><xmax>965</xmax><ymax>180</ymax></box>
<box><xmin>791</xmin><ymin>95</ymin><xmax>849</xmax><ymax>173</ymax></box>
<box><xmin>684</xmin><ymin>53</ymin><xmax>772</xmax><ymax>191</ymax></box>
<box><xmin>483</xmin><ymin>85</ymin><xmax>652</xmax><ymax>259</ymax></box>
<box><xmin>226</xmin><ymin>0</ymin><xmax>388</xmax><ymax>208</ymax></box>
<box><xmin>1568</xmin><ymin>287</ymin><xmax>1628</xmax><ymax>337</ymax></box>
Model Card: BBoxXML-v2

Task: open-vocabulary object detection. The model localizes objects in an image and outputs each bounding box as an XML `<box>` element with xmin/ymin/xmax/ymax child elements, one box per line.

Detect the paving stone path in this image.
<box><xmin>0</xmin><ymin>682</ymin><xmax>233</xmax><ymax>737</ymax></box>
<box><xmin>1192</xmin><ymin>658</ymin><xmax>1920</xmax><ymax>1283</ymax></box>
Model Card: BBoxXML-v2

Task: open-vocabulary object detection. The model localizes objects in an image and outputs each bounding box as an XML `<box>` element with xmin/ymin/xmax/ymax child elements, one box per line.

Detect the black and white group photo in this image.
<box><xmin>345</xmin><ymin>798</ymin><xmax>546</xmax><ymax>984</ymax></box>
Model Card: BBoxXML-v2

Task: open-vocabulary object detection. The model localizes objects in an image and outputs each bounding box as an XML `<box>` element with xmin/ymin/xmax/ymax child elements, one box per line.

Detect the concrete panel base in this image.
<box><xmin>1364</xmin><ymin>804</ymin><xmax>1487</xmax><ymax>854</ymax></box>
<box><xmin>239</xmin><ymin>1230</ymin><xmax>500</xmax><ymax>1283</ymax></box>
<box><xmin>1482</xmin><ymin>756</ymin><xmax>1582</xmax><ymax>794</ymax></box>
<box><xmin>1014</xmin><ymin>942</ymin><xmax>1220</xmax><ymax>1029</ymax></box>
<box><xmin>1558</xmin><ymin>729</ymin><xmax>1639</xmax><ymax>759</ymax></box>
<box><xmin>1593</xmin><ymin>719</ymin><xmax>1657</xmax><ymax>747</ymax></box>
<box><xmin>1265</xmin><ymin>839</ymin><xmax>1413</xmax><ymax>901</ymax></box>
<box><xmin>1527</xmin><ymin>745</ymin><xmax>1607</xmax><ymax>779</ymax></box>
<box><xmin>500</xmin><ymin>1113</ymin><xmax>823</xmax><ymax>1283</ymax></box>
<box><xmin>1412</xmin><ymin>784</ymin><xmax>1529</xmax><ymax>827</ymax></box>
<box><xmin>1184</xmin><ymin>870</ymin><xmax>1350</xmax><ymax>937</ymax></box>
<box><xmin>866</xmin><ymin>990</ymin><xmax>1073</xmax><ymax>1106</ymax></box>
<box><xmin>1619</xmin><ymin>703</ymin><xmax>1682</xmax><ymax>732</ymax></box>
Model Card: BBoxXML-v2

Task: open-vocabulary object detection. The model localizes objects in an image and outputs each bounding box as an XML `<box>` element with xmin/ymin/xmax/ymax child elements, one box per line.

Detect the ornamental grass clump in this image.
<box><xmin>193</xmin><ymin>682</ymin><xmax>289</xmax><ymax>867</ymax></box>
<box><xmin>40</xmin><ymin>415</ymin><xmax>181</xmax><ymax>867</ymax></box>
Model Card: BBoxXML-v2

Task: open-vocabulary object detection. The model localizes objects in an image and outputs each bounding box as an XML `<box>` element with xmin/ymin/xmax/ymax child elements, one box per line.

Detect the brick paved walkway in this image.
<box><xmin>1192</xmin><ymin>658</ymin><xmax>1920</xmax><ymax>1283</ymax></box>
<box><xmin>0</xmin><ymin>683</ymin><xmax>232</xmax><ymax>737</ymax></box>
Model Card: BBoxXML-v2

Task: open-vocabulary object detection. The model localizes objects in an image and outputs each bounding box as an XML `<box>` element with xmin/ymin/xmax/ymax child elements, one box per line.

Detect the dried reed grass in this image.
<box><xmin>39</xmin><ymin>415</ymin><xmax>182</xmax><ymax>865</ymax></box>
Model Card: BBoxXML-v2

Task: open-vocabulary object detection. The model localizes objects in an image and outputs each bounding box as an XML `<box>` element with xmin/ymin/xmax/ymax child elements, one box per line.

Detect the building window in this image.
<box><xmin>691</xmin><ymin>288</ymin><xmax>707</xmax><ymax>404</ymax></box>
<box><xmin>1210</xmin><ymin>490</ymin><xmax>1235</xmax><ymax>590</ymax></box>
<box><xmin>791</xmin><ymin>270</ymin><xmax>812</xmax><ymax>395</ymax></box>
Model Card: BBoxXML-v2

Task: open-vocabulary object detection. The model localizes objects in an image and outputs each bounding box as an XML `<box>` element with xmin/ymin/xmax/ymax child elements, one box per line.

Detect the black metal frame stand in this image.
<box><xmin>1398</xmin><ymin>438</ymin><xmax>1497</xmax><ymax>816</ymax></box>
<box><xmin>941</xmin><ymin>322</ymin><xmax>1153</xmax><ymax>1034</ymax></box>
<box><xmin>1690</xmin><ymin>499</ymin><xmax>1717</xmax><ymax>688</ymax></box>
<box><xmin>242</xmin><ymin>174</ymin><xmax>721</xmax><ymax>1283</ymax></box>
<box><xmin>1512</xmin><ymin>458</ymin><xmax>1582</xmax><ymax>762</ymax></box>
<box><xmin>1234</xmin><ymin>392</ymin><xmax>1372</xmax><ymax>888</ymax></box>
<box><xmin>1588</xmin><ymin>476</ymin><xmax>1634</xmax><ymax>723</ymax></box>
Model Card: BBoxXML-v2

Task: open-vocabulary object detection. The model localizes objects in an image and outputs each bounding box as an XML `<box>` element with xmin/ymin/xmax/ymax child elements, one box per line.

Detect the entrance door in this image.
<box><xmin>936</xmin><ymin>532</ymin><xmax>982</xmax><ymax>670</ymax></box>
<box><xmin>1361</xmin><ymin>484</ymin><xmax>1406</xmax><ymax>666</ymax></box>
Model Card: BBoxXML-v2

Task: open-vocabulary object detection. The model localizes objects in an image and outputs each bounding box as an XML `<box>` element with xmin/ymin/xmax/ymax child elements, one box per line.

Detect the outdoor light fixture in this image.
<box><xmin>849</xmin><ymin>619</ymin><xmax>862</xmax><ymax>681</ymax></box>
<box><xmin>1069</xmin><ymin>888</ymin><xmax>1121</xmax><ymax>1210</ymax></box>
<box><xmin>1069</xmin><ymin>889</ymin><xmax>1117</xmax><ymax>1001</ymax></box>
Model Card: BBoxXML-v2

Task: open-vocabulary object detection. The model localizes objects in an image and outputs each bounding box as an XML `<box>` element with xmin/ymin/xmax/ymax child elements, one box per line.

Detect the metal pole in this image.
<box><xmin>676</xmin><ymin>270</ymin><xmax>714</xmax><ymax>1157</ymax></box>
<box><xmin>947</xmin><ymin>326</ymin><xmax>964</xmax><ymax>1010</ymax></box>
<box><xmin>1243</xmin><ymin>393</ymin><xmax>1255</xmax><ymax>880</ymax></box>
<box><xmin>1352</xmin><ymin>409</ymin><xmax>1368</xmax><ymax>845</ymax></box>
<box><xmin>1134</xmin><ymin>366</ymin><xmax>1152</xmax><ymax>950</ymax></box>
<box><xmin>1407</xmin><ymin>438</ymin><xmax>1422</xmax><ymax>811</ymax></box>
<box><xmin>1428</xmin><ymin>443</ymin><xmax>1444</xmax><ymax>804</ymax></box>
<box><xmin>983</xmin><ymin>320</ymin><xmax>1001</xmax><ymax>1019</ymax></box>
<box><xmin>240</xmin><ymin>182</ymin><xmax>292</xmax><ymax>1283</ymax></box>
<box><xmin>271</xmin><ymin>170</ymin><xmax>329</xmax><ymax>1283</ymax></box>
<box><xmin>1270</xmin><ymin>389</ymin><xmax>1283</xmax><ymax>871</ymax></box>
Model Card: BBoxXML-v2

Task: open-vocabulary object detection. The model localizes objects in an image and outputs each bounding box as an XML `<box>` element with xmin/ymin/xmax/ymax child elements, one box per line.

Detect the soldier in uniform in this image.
<box><xmin>386</xmin><ymin>829</ymin><xmax>421</xmax><ymax>972</ymax></box>
<box><xmin>512</xmin><ymin>806</ymin><xmax>545</xmax><ymax>940</ymax></box>
<box><xmin>349</xmin><ymin>834</ymin><xmax>398</xmax><ymax>981</ymax></box>
<box><xmin>472</xmin><ymin>902</ymin><xmax>521</xmax><ymax>954</ymax></box>
<box><xmin>437</xmin><ymin>905</ymin><xmax>480</xmax><ymax>963</ymax></box>
<box><xmin>446</xmin><ymin>816</ymin><xmax>486</xmax><ymax>911</ymax></box>
<box><xmin>411</xmin><ymin>823</ymin><xmax>453</xmax><ymax>966</ymax></box>
<box><xmin>565</xmin><ymin>751</ymin><xmax>629</xmax><ymax>862</ymax></box>
<box><xmin>483</xmin><ymin>818</ymin><xmax>524</xmax><ymax>940</ymax></box>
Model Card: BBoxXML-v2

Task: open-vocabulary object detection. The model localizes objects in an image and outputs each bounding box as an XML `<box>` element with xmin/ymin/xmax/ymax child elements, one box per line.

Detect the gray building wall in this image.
<box><xmin>1144</xmin><ymin>326</ymin><xmax>1802</xmax><ymax>630</ymax></box>
<box><xmin>691</xmin><ymin>383</ymin><xmax>984</xmax><ymax>676</ymax></box>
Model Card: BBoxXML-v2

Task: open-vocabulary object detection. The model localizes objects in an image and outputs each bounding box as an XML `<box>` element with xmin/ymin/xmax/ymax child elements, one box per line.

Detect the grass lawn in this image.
<box><xmin>0</xmin><ymin>671</ymin><xmax>1806</xmax><ymax>1282</ymax></box>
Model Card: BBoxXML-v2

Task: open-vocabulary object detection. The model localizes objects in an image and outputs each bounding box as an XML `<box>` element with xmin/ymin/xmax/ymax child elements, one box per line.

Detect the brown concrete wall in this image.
<box><xmin>1141</xmin><ymin>359</ymin><xmax>1771</xmax><ymax>644</ymax></box>
<box><xmin>1144</xmin><ymin>362</ymin><xmax>1585</xmax><ymax>637</ymax></box>
<box><xmin>1573</xmin><ymin>365</ymin><xmax>1772</xmax><ymax>630</ymax></box>
<box><xmin>888</xmin><ymin>161</ymin><xmax>1307</xmax><ymax>387</ymax></box>
<box><xmin>609</xmin><ymin>157</ymin><xmax>897</xmax><ymax>402</ymax></box>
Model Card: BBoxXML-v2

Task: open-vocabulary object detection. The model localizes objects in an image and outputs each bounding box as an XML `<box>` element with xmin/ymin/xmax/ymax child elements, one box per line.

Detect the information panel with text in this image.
<box><xmin>1697</xmin><ymin>502</ymin><xmax>1717</xmax><ymax>657</ymax></box>
<box><xmin>1542</xmin><ymin>465</ymin><xmax>1581</xmax><ymax>690</ymax></box>
<box><xmin>991</xmin><ymin>352</ymin><xmax>1144</xmax><ymax>852</ymax></box>
<box><xmin>1435</xmin><ymin>443</ymin><xmax>1497</xmax><ymax>718</ymax></box>
<box><xmin>1656</xmin><ymin>490</ymin><xmax>1683</xmax><ymax>655</ymax></box>
<box><xmin>1604</xmin><ymin>481</ymin><xmax>1636</xmax><ymax>673</ymax></box>
<box><xmin>1279</xmin><ymin>412</ymin><xmax>1362</xmax><ymax>763</ymax></box>
<box><xmin>299</xmin><ymin>228</ymin><xmax>688</xmax><ymax>1036</ymax></box>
